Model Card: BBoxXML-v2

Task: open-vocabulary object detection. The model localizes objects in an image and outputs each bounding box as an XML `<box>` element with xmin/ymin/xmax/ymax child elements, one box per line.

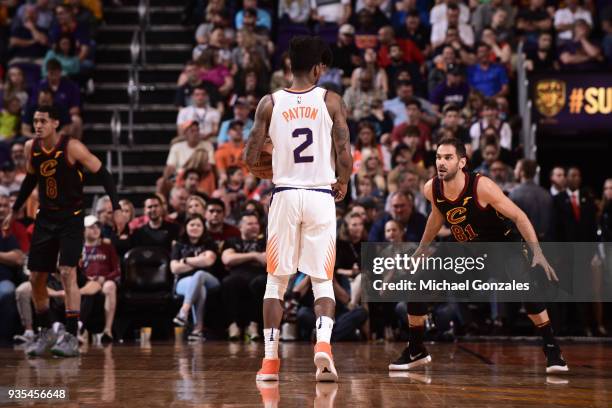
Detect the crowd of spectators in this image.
<box><xmin>1</xmin><ymin>0</ymin><xmax>612</xmax><ymax>343</ymax></box>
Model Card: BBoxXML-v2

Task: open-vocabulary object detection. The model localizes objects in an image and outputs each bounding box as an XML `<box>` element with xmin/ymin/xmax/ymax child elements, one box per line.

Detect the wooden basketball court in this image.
<box><xmin>0</xmin><ymin>341</ymin><xmax>610</xmax><ymax>407</ymax></box>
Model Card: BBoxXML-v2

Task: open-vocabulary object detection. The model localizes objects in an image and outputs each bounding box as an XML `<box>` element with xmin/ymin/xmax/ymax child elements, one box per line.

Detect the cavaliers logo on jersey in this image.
<box><xmin>446</xmin><ymin>207</ymin><xmax>467</xmax><ymax>225</ymax></box>
<box><xmin>40</xmin><ymin>159</ymin><xmax>58</xmax><ymax>177</ymax></box>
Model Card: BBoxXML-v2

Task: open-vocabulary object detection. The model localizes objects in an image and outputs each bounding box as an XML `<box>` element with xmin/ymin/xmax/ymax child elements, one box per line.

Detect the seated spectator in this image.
<box><xmin>554</xmin><ymin>0</ymin><xmax>592</xmax><ymax>44</ymax></box>
<box><xmin>384</xmin><ymin>80</ymin><xmax>436</xmax><ymax>127</ymax></box>
<box><xmin>431</xmin><ymin>25</ymin><xmax>474</xmax><ymax>66</ymax></box>
<box><xmin>355</xmin><ymin>150</ymin><xmax>387</xmax><ymax>192</ymax></box>
<box><xmin>336</xmin><ymin>212</ymin><xmax>366</xmax><ymax>308</ymax></box>
<box><xmin>213</xmin><ymin>166</ymin><xmax>248</xmax><ymax>224</ymax></box>
<box><xmin>81</xmin><ymin>215</ymin><xmax>120</xmax><ymax>343</ymax></box>
<box><xmin>350</xmin><ymin>47</ymin><xmax>389</xmax><ymax>97</ymax></box>
<box><xmin>9</xmin><ymin>141</ymin><xmax>27</xmax><ymax>182</ymax></box>
<box><xmin>159</xmin><ymin>121</ymin><xmax>213</xmax><ymax>195</ymax></box>
<box><xmin>352</xmin><ymin>120</ymin><xmax>386</xmax><ymax>173</ymax></box>
<box><xmin>14</xmin><ymin>0</ymin><xmax>54</xmax><ymax>32</ymax></box>
<box><xmin>204</xmin><ymin>198</ymin><xmax>241</xmax><ymax>245</ymax></box>
<box><xmin>177</xmin><ymin>148</ymin><xmax>217</xmax><ymax>197</ymax></box>
<box><xmin>196</xmin><ymin>48</ymin><xmax>234</xmax><ymax>99</ymax></box>
<box><xmin>1</xmin><ymin>66</ymin><xmax>31</xmax><ymax>108</ymax></box>
<box><xmin>42</xmin><ymin>35</ymin><xmax>80</xmax><ymax>79</ymax></box>
<box><xmin>430</xmin><ymin>0</ymin><xmax>470</xmax><ymax>27</ymax></box>
<box><xmin>195</xmin><ymin>9</ymin><xmax>234</xmax><ymax>46</ymax></box>
<box><xmin>65</xmin><ymin>0</ymin><xmax>96</xmax><ymax>35</ymax></box>
<box><xmin>0</xmin><ymin>193</ymin><xmax>25</xmax><ymax>342</ymax></box>
<box><xmin>234</xmin><ymin>68</ymin><xmax>269</xmax><ymax>100</ymax></box>
<box><xmin>130</xmin><ymin>195</ymin><xmax>180</xmax><ymax>254</ymax></box>
<box><xmin>473</xmin><ymin>134</ymin><xmax>506</xmax><ymax>176</ymax></box>
<box><xmin>433</xmin><ymin>104</ymin><xmax>471</xmax><ymax>148</ymax></box>
<box><xmin>431</xmin><ymin>3</ymin><xmax>474</xmax><ymax>49</ymax></box>
<box><xmin>176</xmin><ymin>86</ymin><xmax>221</xmax><ymax>142</ymax></box>
<box><xmin>429</xmin><ymin>63</ymin><xmax>469</xmax><ymax>113</ymax></box>
<box><xmin>176</xmin><ymin>60</ymin><xmax>221</xmax><ymax>108</ymax></box>
<box><xmin>171</xmin><ymin>214</ymin><xmax>219</xmax><ymax>341</ymax></box>
<box><xmin>330</xmin><ymin>24</ymin><xmax>361</xmax><ymax>81</ymax></box>
<box><xmin>488</xmin><ymin>159</ymin><xmax>515</xmax><ymax>193</ymax></box>
<box><xmin>217</xmin><ymin>97</ymin><xmax>254</xmax><ymax>144</ymax></box>
<box><xmin>559</xmin><ymin>19</ymin><xmax>603</xmax><ymax>71</ymax></box>
<box><xmin>343</xmin><ymin>69</ymin><xmax>386</xmax><ymax>122</ymax></box>
<box><xmin>481</xmin><ymin>27</ymin><xmax>511</xmax><ymax>67</ymax></box>
<box><xmin>603</xmin><ymin>14</ymin><xmax>612</xmax><ymax>63</ymax></box>
<box><xmin>221</xmin><ymin>211</ymin><xmax>267</xmax><ymax>341</ymax></box>
<box><xmin>186</xmin><ymin>195</ymin><xmax>207</xmax><ymax>217</ymax></box>
<box><xmin>391</xmin><ymin>99</ymin><xmax>432</xmax><ymax>152</ymax></box>
<box><xmin>362</xmin><ymin>98</ymin><xmax>394</xmax><ymax>142</ymax></box>
<box><xmin>396</xmin><ymin>10</ymin><xmax>431</xmax><ymax>57</ymax></box>
<box><xmin>183</xmin><ymin>169</ymin><xmax>202</xmax><ymax>196</ymax></box>
<box><xmin>368</xmin><ymin>191</ymin><xmax>426</xmax><ymax>242</ymax></box>
<box><xmin>8</xmin><ymin>5</ymin><xmax>49</xmax><ymax>65</ymax></box>
<box><xmin>235</xmin><ymin>0</ymin><xmax>272</xmax><ymax>31</ymax></box>
<box><xmin>385</xmin><ymin>43</ymin><xmax>422</xmax><ymax>98</ymax></box>
<box><xmin>471</xmin><ymin>0</ymin><xmax>515</xmax><ymax>40</ymax></box>
<box><xmin>21</xmin><ymin>87</ymin><xmax>70</xmax><ymax>138</ymax></box>
<box><xmin>240</xmin><ymin>8</ymin><xmax>274</xmax><ymax>57</ymax></box>
<box><xmin>470</xmin><ymin>127</ymin><xmax>514</xmax><ymax>169</ymax></box>
<box><xmin>93</xmin><ymin>195</ymin><xmax>114</xmax><ymax>240</ymax></box>
<box><xmin>48</xmin><ymin>4</ymin><xmax>90</xmax><ymax>64</ymax></box>
<box><xmin>469</xmin><ymin>98</ymin><xmax>512</xmax><ymax>151</ymax></box>
<box><xmin>168</xmin><ymin>186</ymin><xmax>189</xmax><ymax>226</ymax></box>
<box><xmin>354</xmin><ymin>0</ymin><xmax>390</xmax><ymax>28</ymax></box>
<box><xmin>270</xmin><ymin>52</ymin><xmax>293</xmax><ymax>92</ymax></box>
<box><xmin>215</xmin><ymin>121</ymin><xmax>247</xmax><ymax>181</ymax></box>
<box><xmin>385</xmin><ymin>169</ymin><xmax>428</xmax><ymax>216</ymax></box>
<box><xmin>516</xmin><ymin>0</ymin><xmax>552</xmax><ymax>47</ymax></box>
<box><xmin>0</xmin><ymin>97</ymin><xmax>22</xmax><ymax>141</ymax></box>
<box><xmin>278</xmin><ymin>0</ymin><xmax>310</xmax><ymax>25</ymax></box>
<box><xmin>115</xmin><ymin>199</ymin><xmax>134</xmax><ymax>258</ymax></box>
<box><xmin>37</xmin><ymin>58</ymin><xmax>82</xmax><ymax>137</ymax></box>
<box><xmin>467</xmin><ymin>42</ymin><xmax>508</xmax><ymax>98</ymax></box>
<box><xmin>353</xmin><ymin>173</ymin><xmax>384</xmax><ymax>202</ymax></box>
<box><xmin>386</xmin><ymin>144</ymin><xmax>428</xmax><ymax>192</ymax></box>
<box><xmin>525</xmin><ymin>31</ymin><xmax>558</xmax><ymax>72</ymax></box>
<box><xmin>377</xmin><ymin>25</ymin><xmax>424</xmax><ymax>70</ymax></box>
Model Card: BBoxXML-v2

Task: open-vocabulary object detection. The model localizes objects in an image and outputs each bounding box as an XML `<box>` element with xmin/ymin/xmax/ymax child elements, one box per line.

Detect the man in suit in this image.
<box><xmin>549</xmin><ymin>166</ymin><xmax>567</xmax><ymax>197</ymax></box>
<box><xmin>552</xmin><ymin>166</ymin><xmax>598</xmax><ymax>335</ymax></box>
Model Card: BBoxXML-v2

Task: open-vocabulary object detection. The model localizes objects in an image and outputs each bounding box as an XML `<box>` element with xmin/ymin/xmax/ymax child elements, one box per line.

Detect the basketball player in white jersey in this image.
<box><xmin>244</xmin><ymin>36</ymin><xmax>352</xmax><ymax>382</ymax></box>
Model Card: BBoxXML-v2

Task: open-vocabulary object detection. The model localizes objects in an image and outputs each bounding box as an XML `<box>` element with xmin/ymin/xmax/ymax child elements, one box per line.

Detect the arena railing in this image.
<box><xmin>517</xmin><ymin>42</ymin><xmax>537</xmax><ymax>161</ymax></box>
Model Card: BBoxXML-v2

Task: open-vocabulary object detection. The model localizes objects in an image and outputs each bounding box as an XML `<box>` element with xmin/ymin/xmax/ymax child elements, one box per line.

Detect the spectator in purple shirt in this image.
<box><xmin>37</xmin><ymin>58</ymin><xmax>82</xmax><ymax>138</ymax></box>
<box><xmin>8</xmin><ymin>5</ymin><xmax>49</xmax><ymax>64</ymax></box>
<box><xmin>467</xmin><ymin>42</ymin><xmax>509</xmax><ymax>97</ymax></box>
<box><xmin>429</xmin><ymin>63</ymin><xmax>470</xmax><ymax>113</ymax></box>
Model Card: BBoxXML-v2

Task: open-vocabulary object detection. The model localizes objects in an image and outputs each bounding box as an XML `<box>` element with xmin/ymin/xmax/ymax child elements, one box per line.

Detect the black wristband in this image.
<box><xmin>96</xmin><ymin>166</ymin><xmax>121</xmax><ymax>211</ymax></box>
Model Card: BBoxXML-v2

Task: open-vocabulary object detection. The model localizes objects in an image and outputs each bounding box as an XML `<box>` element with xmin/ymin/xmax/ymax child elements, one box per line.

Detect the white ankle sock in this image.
<box><xmin>316</xmin><ymin>316</ymin><xmax>334</xmax><ymax>344</ymax></box>
<box><xmin>263</xmin><ymin>328</ymin><xmax>280</xmax><ymax>359</ymax></box>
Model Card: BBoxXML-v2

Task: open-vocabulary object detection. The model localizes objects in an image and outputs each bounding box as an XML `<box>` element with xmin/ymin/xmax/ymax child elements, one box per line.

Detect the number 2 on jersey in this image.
<box><xmin>292</xmin><ymin>127</ymin><xmax>314</xmax><ymax>163</ymax></box>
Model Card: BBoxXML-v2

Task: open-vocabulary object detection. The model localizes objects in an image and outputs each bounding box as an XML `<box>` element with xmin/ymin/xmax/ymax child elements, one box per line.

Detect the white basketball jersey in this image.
<box><xmin>269</xmin><ymin>86</ymin><xmax>335</xmax><ymax>188</ymax></box>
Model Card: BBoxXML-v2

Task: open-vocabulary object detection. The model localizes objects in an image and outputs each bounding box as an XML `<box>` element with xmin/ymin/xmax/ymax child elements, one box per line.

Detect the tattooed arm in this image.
<box><xmin>244</xmin><ymin>95</ymin><xmax>273</xmax><ymax>170</ymax></box>
<box><xmin>326</xmin><ymin>91</ymin><xmax>353</xmax><ymax>202</ymax></box>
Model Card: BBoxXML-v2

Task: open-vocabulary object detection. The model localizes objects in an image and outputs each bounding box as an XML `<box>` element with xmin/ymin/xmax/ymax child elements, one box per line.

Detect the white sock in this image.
<box><xmin>316</xmin><ymin>316</ymin><xmax>334</xmax><ymax>344</ymax></box>
<box><xmin>263</xmin><ymin>328</ymin><xmax>280</xmax><ymax>359</ymax></box>
<box><xmin>25</xmin><ymin>329</ymin><xmax>34</xmax><ymax>336</ymax></box>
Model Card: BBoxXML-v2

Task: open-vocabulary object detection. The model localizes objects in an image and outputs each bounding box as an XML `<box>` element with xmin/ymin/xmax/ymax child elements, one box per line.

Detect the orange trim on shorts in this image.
<box><xmin>266</xmin><ymin>234</ymin><xmax>279</xmax><ymax>274</ymax></box>
<box><xmin>323</xmin><ymin>239</ymin><xmax>336</xmax><ymax>280</ymax></box>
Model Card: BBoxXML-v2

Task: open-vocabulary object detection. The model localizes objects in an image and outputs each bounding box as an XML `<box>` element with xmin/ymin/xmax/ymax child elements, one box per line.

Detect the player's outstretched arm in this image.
<box><xmin>68</xmin><ymin>139</ymin><xmax>121</xmax><ymax>212</ymax></box>
<box><xmin>414</xmin><ymin>179</ymin><xmax>445</xmax><ymax>256</ymax></box>
<box><xmin>326</xmin><ymin>91</ymin><xmax>352</xmax><ymax>202</ymax></box>
<box><xmin>244</xmin><ymin>95</ymin><xmax>273</xmax><ymax>171</ymax></box>
<box><xmin>477</xmin><ymin>175</ymin><xmax>558</xmax><ymax>281</ymax></box>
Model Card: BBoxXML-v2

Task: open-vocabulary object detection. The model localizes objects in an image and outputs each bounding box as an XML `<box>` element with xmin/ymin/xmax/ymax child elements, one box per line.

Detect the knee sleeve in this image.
<box><xmin>406</xmin><ymin>302</ymin><xmax>428</xmax><ymax>316</ymax></box>
<box><xmin>263</xmin><ymin>274</ymin><xmax>290</xmax><ymax>300</ymax></box>
<box><xmin>524</xmin><ymin>302</ymin><xmax>546</xmax><ymax>315</ymax></box>
<box><xmin>311</xmin><ymin>277</ymin><xmax>335</xmax><ymax>302</ymax></box>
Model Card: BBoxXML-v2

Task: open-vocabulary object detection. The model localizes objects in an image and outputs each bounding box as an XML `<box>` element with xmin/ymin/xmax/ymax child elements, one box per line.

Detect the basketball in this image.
<box><xmin>250</xmin><ymin>139</ymin><xmax>273</xmax><ymax>179</ymax></box>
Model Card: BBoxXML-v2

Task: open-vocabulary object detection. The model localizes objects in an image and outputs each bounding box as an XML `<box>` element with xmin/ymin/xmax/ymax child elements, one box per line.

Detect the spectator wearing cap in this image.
<box><xmin>81</xmin><ymin>214</ymin><xmax>120</xmax><ymax>343</ymax></box>
<box><xmin>311</xmin><ymin>0</ymin><xmax>351</xmax><ymax>27</ymax></box>
<box><xmin>235</xmin><ymin>0</ymin><xmax>272</xmax><ymax>30</ymax></box>
<box><xmin>469</xmin><ymin>98</ymin><xmax>512</xmax><ymax>151</ymax></box>
<box><xmin>215</xmin><ymin>120</ymin><xmax>248</xmax><ymax>181</ymax></box>
<box><xmin>331</xmin><ymin>24</ymin><xmax>362</xmax><ymax>80</ymax></box>
<box><xmin>343</xmin><ymin>68</ymin><xmax>386</xmax><ymax>122</ymax></box>
<box><xmin>0</xmin><ymin>193</ymin><xmax>25</xmax><ymax>342</ymax></box>
<box><xmin>467</xmin><ymin>42</ymin><xmax>509</xmax><ymax>98</ymax></box>
<box><xmin>176</xmin><ymin>86</ymin><xmax>221</xmax><ymax>142</ymax></box>
<box><xmin>429</xmin><ymin>63</ymin><xmax>470</xmax><ymax>113</ymax></box>
<box><xmin>217</xmin><ymin>97</ymin><xmax>254</xmax><ymax>144</ymax></box>
<box><xmin>558</xmin><ymin>19</ymin><xmax>603</xmax><ymax>71</ymax></box>
<box><xmin>431</xmin><ymin>3</ymin><xmax>474</xmax><ymax>49</ymax></box>
<box><xmin>37</xmin><ymin>58</ymin><xmax>82</xmax><ymax>138</ymax></box>
<box><xmin>161</xmin><ymin>121</ymin><xmax>212</xmax><ymax>192</ymax></box>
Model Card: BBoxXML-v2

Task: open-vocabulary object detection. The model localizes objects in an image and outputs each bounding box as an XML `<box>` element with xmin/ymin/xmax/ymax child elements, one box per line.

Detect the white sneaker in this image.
<box><xmin>246</xmin><ymin>322</ymin><xmax>260</xmax><ymax>341</ymax></box>
<box><xmin>228</xmin><ymin>322</ymin><xmax>240</xmax><ymax>341</ymax></box>
<box><xmin>14</xmin><ymin>330</ymin><xmax>35</xmax><ymax>343</ymax></box>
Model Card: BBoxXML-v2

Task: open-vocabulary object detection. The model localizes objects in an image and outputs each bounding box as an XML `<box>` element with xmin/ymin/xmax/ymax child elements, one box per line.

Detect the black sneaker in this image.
<box><xmin>173</xmin><ymin>315</ymin><xmax>187</xmax><ymax>327</ymax></box>
<box><xmin>388</xmin><ymin>345</ymin><xmax>432</xmax><ymax>371</ymax></box>
<box><xmin>101</xmin><ymin>333</ymin><xmax>114</xmax><ymax>345</ymax></box>
<box><xmin>544</xmin><ymin>344</ymin><xmax>569</xmax><ymax>374</ymax></box>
